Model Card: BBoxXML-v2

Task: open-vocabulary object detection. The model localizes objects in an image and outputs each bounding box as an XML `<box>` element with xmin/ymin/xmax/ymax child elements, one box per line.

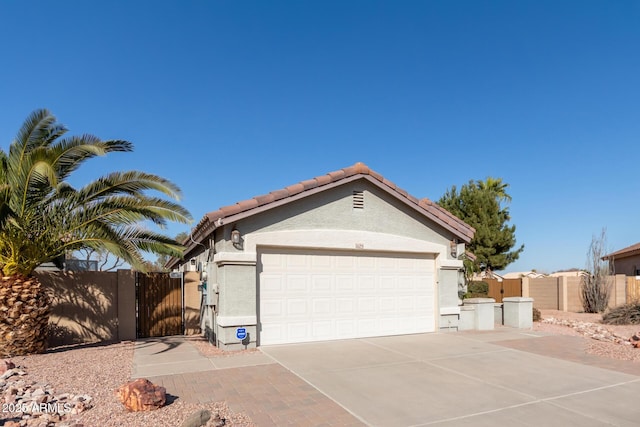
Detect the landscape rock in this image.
<box><xmin>0</xmin><ymin>359</ymin><xmax>16</xmax><ymax>374</ymax></box>
<box><xmin>181</xmin><ymin>409</ymin><xmax>212</xmax><ymax>427</ymax></box>
<box><xmin>212</xmin><ymin>413</ymin><xmax>227</xmax><ymax>427</ymax></box>
<box><xmin>0</xmin><ymin>362</ymin><xmax>92</xmax><ymax>426</ymax></box>
<box><xmin>116</xmin><ymin>378</ymin><xmax>166</xmax><ymax>412</ymax></box>
<box><xmin>542</xmin><ymin>317</ymin><xmax>638</xmax><ymax>346</ymax></box>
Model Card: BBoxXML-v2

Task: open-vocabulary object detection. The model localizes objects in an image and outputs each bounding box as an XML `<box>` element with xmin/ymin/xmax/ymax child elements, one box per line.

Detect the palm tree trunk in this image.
<box><xmin>0</xmin><ymin>275</ymin><xmax>50</xmax><ymax>357</ymax></box>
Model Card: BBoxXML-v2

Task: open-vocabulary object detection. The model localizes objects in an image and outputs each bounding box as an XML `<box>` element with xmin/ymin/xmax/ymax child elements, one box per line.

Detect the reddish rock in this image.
<box><xmin>0</xmin><ymin>359</ymin><xmax>15</xmax><ymax>374</ymax></box>
<box><xmin>116</xmin><ymin>378</ymin><xmax>166</xmax><ymax>412</ymax></box>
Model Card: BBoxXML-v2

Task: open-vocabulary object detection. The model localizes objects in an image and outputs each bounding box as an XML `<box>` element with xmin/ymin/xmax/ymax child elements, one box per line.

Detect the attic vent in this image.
<box><xmin>352</xmin><ymin>190</ymin><xmax>364</xmax><ymax>209</ymax></box>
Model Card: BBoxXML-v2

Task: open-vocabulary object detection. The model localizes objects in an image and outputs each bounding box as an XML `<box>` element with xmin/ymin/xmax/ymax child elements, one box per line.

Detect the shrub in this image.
<box><xmin>467</xmin><ymin>281</ymin><xmax>489</xmax><ymax>295</ymax></box>
<box><xmin>532</xmin><ymin>307</ymin><xmax>541</xmax><ymax>322</ymax></box>
<box><xmin>602</xmin><ymin>303</ymin><xmax>640</xmax><ymax>325</ymax></box>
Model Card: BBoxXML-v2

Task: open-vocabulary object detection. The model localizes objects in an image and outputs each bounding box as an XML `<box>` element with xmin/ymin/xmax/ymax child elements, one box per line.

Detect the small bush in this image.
<box><xmin>467</xmin><ymin>281</ymin><xmax>489</xmax><ymax>295</ymax></box>
<box><xmin>602</xmin><ymin>303</ymin><xmax>640</xmax><ymax>325</ymax></box>
<box><xmin>532</xmin><ymin>307</ymin><xmax>541</xmax><ymax>322</ymax></box>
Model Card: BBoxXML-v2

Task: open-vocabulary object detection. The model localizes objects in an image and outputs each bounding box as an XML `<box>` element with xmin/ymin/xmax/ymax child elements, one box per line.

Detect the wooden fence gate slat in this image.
<box><xmin>626</xmin><ymin>277</ymin><xmax>640</xmax><ymax>303</ymax></box>
<box><xmin>136</xmin><ymin>272</ymin><xmax>183</xmax><ymax>338</ymax></box>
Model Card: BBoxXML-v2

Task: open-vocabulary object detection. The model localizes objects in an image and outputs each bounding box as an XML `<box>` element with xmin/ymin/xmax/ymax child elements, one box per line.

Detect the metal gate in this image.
<box><xmin>136</xmin><ymin>272</ymin><xmax>183</xmax><ymax>338</ymax></box>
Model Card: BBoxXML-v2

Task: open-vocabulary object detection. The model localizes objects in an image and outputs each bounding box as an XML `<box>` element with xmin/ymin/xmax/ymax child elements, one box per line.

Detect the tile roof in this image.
<box><xmin>172</xmin><ymin>162</ymin><xmax>475</xmax><ymax>265</ymax></box>
<box><xmin>602</xmin><ymin>242</ymin><xmax>640</xmax><ymax>260</ymax></box>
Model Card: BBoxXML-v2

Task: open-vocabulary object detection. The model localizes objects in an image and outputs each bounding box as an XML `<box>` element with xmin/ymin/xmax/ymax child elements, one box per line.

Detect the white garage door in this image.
<box><xmin>258</xmin><ymin>249</ymin><xmax>436</xmax><ymax>345</ymax></box>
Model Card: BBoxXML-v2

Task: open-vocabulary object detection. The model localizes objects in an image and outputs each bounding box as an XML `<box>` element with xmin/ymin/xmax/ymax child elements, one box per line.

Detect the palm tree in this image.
<box><xmin>0</xmin><ymin>109</ymin><xmax>192</xmax><ymax>357</ymax></box>
<box><xmin>477</xmin><ymin>177</ymin><xmax>512</xmax><ymax>203</ymax></box>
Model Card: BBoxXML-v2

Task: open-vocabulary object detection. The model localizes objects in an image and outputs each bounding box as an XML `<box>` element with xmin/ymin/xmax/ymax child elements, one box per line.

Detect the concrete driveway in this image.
<box><xmin>261</xmin><ymin>330</ymin><xmax>640</xmax><ymax>426</ymax></box>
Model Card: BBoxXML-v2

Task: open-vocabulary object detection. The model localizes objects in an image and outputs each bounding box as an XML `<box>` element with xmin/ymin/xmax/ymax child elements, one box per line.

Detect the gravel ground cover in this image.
<box><xmin>1</xmin><ymin>340</ymin><xmax>255</xmax><ymax>427</ymax></box>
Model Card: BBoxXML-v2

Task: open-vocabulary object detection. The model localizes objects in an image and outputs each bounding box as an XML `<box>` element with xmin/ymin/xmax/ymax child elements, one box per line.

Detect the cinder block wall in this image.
<box><xmin>528</xmin><ymin>277</ymin><xmax>559</xmax><ymax>310</ymax></box>
<box><xmin>36</xmin><ymin>271</ymin><xmax>122</xmax><ymax>347</ymax></box>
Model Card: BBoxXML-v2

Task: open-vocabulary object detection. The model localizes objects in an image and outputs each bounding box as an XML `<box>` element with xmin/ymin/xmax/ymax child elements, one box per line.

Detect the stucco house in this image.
<box><xmin>167</xmin><ymin>163</ymin><xmax>474</xmax><ymax>350</ymax></box>
<box><xmin>603</xmin><ymin>243</ymin><xmax>640</xmax><ymax>276</ymax></box>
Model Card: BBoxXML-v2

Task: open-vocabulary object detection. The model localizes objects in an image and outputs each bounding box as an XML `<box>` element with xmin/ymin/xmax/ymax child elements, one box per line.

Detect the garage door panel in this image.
<box><xmin>336</xmin><ymin>298</ymin><xmax>354</xmax><ymax>314</ymax></box>
<box><xmin>311</xmin><ymin>275</ymin><xmax>332</xmax><ymax>292</ymax></box>
<box><xmin>311</xmin><ymin>256</ymin><xmax>332</xmax><ymax>269</ymax></box>
<box><xmin>357</xmin><ymin>318</ymin><xmax>377</xmax><ymax>335</ymax></box>
<box><xmin>312</xmin><ymin>320</ymin><xmax>332</xmax><ymax>338</ymax></box>
<box><xmin>312</xmin><ymin>298</ymin><xmax>332</xmax><ymax>315</ymax></box>
<box><xmin>334</xmin><ymin>257</ymin><xmax>354</xmax><ymax>269</ymax></box>
<box><xmin>286</xmin><ymin>254</ymin><xmax>308</xmax><ymax>269</ymax></box>
<box><xmin>380</xmin><ymin>297</ymin><xmax>396</xmax><ymax>312</ymax></box>
<box><xmin>336</xmin><ymin>319</ymin><xmax>355</xmax><ymax>335</ymax></box>
<box><xmin>336</xmin><ymin>276</ymin><xmax>355</xmax><ymax>291</ymax></box>
<box><xmin>358</xmin><ymin>276</ymin><xmax>376</xmax><ymax>291</ymax></box>
<box><xmin>380</xmin><ymin>276</ymin><xmax>395</xmax><ymax>290</ymax></box>
<box><xmin>262</xmin><ymin>324</ymin><xmax>284</xmax><ymax>342</ymax></box>
<box><xmin>262</xmin><ymin>300</ymin><xmax>284</xmax><ymax>317</ymax></box>
<box><xmin>287</xmin><ymin>299</ymin><xmax>308</xmax><ymax>315</ymax></box>
<box><xmin>286</xmin><ymin>275</ymin><xmax>307</xmax><ymax>292</ymax></box>
<box><xmin>356</xmin><ymin>256</ymin><xmax>376</xmax><ymax>269</ymax></box>
<box><xmin>261</xmin><ymin>275</ymin><xmax>284</xmax><ymax>292</ymax></box>
<box><xmin>261</xmin><ymin>252</ymin><xmax>284</xmax><ymax>268</ymax></box>
<box><xmin>259</xmin><ymin>250</ymin><xmax>435</xmax><ymax>345</ymax></box>
<box><xmin>358</xmin><ymin>297</ymin><xmax>377</xmax><ymax>313</ymax></box>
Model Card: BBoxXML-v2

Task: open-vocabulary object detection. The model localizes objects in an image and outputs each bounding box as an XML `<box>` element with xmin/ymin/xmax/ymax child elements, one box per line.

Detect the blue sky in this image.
<box><xmin>1</xmin><ymin>1</ymin><xmax>638</xmax><ymax>273</ymax></box>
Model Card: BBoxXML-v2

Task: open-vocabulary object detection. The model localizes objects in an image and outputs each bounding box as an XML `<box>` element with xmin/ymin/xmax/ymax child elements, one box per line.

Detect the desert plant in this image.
<box><xmin>0</xmin><ymin>109</ymin><xmax>192</xmax><ymax>357</ymax></box>
<box><xmin>532</xmin><ymin>307</ymin><xmax>541</xmax><ymax>322</ymax></box>
<box><xmin>602</xmin><ymin>303</ymin><xmax>640</xmax><ymax>325</ymax></box>
<box><xmin>580</xmin><ymin>229</ymin><xmax>612</xmax><ymax>313</ymax></box>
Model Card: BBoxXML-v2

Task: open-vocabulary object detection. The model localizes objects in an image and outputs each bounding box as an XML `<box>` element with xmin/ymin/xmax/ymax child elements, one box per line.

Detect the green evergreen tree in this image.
<box><xmin>438</xmin><ymin>177</ymin><xmax>524</xmax><ymax>273</ymax></box>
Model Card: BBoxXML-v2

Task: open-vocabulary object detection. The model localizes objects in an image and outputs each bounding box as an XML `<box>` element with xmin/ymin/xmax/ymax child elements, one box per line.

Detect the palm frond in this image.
<box><xmin>0</xmin><ymin>110</ymin><xmax>192</xmax><ymax>276</ymax></box>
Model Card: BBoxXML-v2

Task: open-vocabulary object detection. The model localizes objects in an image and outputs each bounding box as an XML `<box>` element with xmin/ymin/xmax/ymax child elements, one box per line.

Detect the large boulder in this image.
<box><xmin>116</xmin><ymin>378</ymin><xmax>166</xmax><ymax>411</ymax></box>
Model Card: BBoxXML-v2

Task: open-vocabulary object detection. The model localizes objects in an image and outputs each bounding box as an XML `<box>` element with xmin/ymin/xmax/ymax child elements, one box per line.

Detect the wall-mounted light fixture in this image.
<box><xmin>231</xmin><ymin>229</ymin><xmax>241</xmax><ymax>245</ymax></box>
<box><xmin>450</xmin><ymin>239</ymin><xmax>458</xmax><ymax>258</ymax></box>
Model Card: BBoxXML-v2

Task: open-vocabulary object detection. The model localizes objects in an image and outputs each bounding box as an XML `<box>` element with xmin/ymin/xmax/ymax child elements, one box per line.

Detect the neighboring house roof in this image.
<box><xmin>603</xmin><ymin>242</ymin><xmax>640</xmax><ymax>260</ymax></box>
<box><xmin>549</xmin><ymin>270</ymin><xmax>588</xmax><ymax>278</ymax></box>
<box><xmin>168</xmin><ymin>162</ymin><xmax>475</xmax><ymax>269</ymax></box>
<box><xmin>501</xmin><ymin>271</ymin><xmax>547</xmax><ymax>279</ymax></box>
<box><xmin>472</xmin><ymin>271</ymin><xmax>504</xmax><ymax>281</ymax></box>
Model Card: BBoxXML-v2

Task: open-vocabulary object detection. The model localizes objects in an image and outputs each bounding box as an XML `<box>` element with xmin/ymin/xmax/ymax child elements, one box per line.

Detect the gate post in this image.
<box><xmin>117</xmin><ymin>270</ymin><xmax>136</xmax><ymax>341</ymax></box>
<box><xmin>503</xmin><ymin>297</ymin><xmax>534</xmax><ymax>329</ymax></box>
<box><xmin>464</xmin><ymin>298</ymin><xmax>495</xmax><ymax>330</ymax></box>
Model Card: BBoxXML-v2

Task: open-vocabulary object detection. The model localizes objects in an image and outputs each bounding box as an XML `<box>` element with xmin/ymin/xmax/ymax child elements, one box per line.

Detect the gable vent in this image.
<box><xmin>352</xmin><ymin>190</ymin><xmax>365</xmax><ymax>209</ymax></box>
